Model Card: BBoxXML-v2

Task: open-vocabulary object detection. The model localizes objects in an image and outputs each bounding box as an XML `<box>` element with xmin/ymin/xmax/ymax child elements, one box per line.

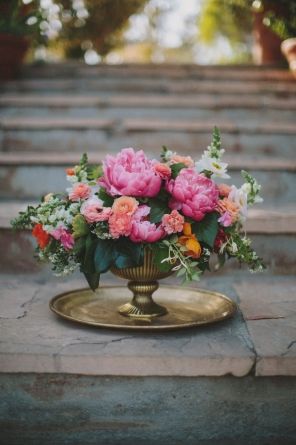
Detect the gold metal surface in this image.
<box><xmin>111</xmin><ymin>249</ymin><xmax>172</xmax><ymax>318</ymax></box>
<box><xmin>49</xmin><ymin>285</ymin><xmax>237</xmax><ymax>332</ymax></box>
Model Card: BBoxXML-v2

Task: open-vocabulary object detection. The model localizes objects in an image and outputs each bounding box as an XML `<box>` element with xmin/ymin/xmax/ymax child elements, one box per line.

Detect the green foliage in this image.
<box><xmin>265</xmin><ymin>1</ymin><xmax>296</xmax><ymax>40</ymax></box>
<box><xmin>0</xmin><ymin>0</ymin><xmax>41</xmax><ymax>36</ymax></box>
<box><xmin>148</xmin><ymin>199</ymin><xmax>170</xmax><ymax>224</ymax></box>
<box><xmin>192</xmin><ymin>213</ymin><xmax>219</xmax><ymax>249</ymax></box>
<box><xmin>150</xmin><ymin>243</ymin><xmax>172</xmax><ymax>273</ymax></box>
<box><xmin>72</xmin><ymin>214</ymin><xmax>89</xmax><ymax>239</ymax></box>
<box><xmin>98</xmin><ymin>188</ymin><xmax>114</xmax><ymax>207</ymax></box>
<box><xmin>94</xmin><ymin>239</ymin><xmax>114</xmax><ymax>273</ymax></box>
<box><xmin>170</xmin><ymin>163</ymin><xmax>186</xmax><ymax>179</ymax></box>
<box><xmin>11</xmin><ymin>205</ymin><xmax>36</xmax><ymax>229</ymax></box>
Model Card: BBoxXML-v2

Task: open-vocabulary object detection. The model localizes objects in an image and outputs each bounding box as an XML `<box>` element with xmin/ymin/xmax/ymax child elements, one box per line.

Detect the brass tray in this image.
<box><xmin>50</xmin><ymin>286</ymin><xmax>237</xmax><ymax>331</ymax></box>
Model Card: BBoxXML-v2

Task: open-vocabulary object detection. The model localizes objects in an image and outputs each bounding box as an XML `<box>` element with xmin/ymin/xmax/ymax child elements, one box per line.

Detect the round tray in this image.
<box><xmin>50</xmin><ymin>285</ymin><xmax>237</xmax><ymax>331</ymax></box>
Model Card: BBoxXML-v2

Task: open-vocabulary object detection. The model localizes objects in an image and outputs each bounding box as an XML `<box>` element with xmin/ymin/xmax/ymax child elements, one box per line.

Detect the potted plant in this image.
<box><xmin>198</xmin><ymin>0</ymin><xmax>289</xmax><ymax>64</ymax></box>
<box><xmin>263</xmin><ymin>0</ymin><xmax>296</xmax><ymax>76</ymax></box>
<box><xmin>0</xmin><ymin>0</ymin><xmax>40</xmax><ymax>79</ymax></box>
<box><xmin>12</xmin><ymin>129</ymin><xmax>265</xmax><ymax>328</ymax></box>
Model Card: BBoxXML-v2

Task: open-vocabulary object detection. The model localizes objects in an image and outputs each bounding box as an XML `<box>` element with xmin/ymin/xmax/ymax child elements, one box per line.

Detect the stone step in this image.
<box><xmin>2</xmin><ymin>78</ymin><xmax>296</xmax><ymax>95</ymax></box>
<box><xmin>1</xmin><ymin>117</ymin><xmax>295</xmax><ymax>157</ymax></box>
<box><xmin>20</xmin><ymin>62</ymin><xmax>295</xmax><ymax>81</ymax></box>
<box><xmin>1</xmin><ymin>201</ymin><xmax>295</xmax><ymax>273</ymax></box>
<box><xmin>1</xmin><ymin>271</ymin><xmax>295</xmax><ymax>445</ymax></box>
<box><xmin>1</xmin><ymin>94</ymin><xmax>295</xmax><ymax>122</ymax></box>
<box><xmin>0</xmin><ymin>153</ymin><xmax>295</xmax><ymax>205</ymax></box>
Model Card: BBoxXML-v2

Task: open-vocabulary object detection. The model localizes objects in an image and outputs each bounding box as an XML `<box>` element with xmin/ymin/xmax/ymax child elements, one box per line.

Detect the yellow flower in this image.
<box><xmin>178</xmin><ymin>223</ymin><xmax>202</xmax><ymax>259</ymax></box>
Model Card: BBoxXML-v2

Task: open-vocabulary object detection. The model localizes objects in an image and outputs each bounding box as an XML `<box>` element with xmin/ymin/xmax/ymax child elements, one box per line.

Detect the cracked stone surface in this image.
<box><xmin>0</xmin><ymin>272</ymin><xmax>257</xmax><ymax>377</ymax></box>
<box><xmin>234</xmin><ymin>276</ymin><xmax>296</xmax><ymax>376</ymax></box>
<box><xmin>1</xmin><ymin>272</ymin><xmax>295</xmax><ymax>377</ymax></box>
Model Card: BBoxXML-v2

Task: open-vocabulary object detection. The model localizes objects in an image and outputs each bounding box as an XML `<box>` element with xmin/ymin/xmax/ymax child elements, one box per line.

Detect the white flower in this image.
<box><xmin>229</xmin><ymin>185</ymin><xmax>248</xmax><ymax>220</ymax></box>
<box><xmin>67</xmin><ymin>175</ymin><xmax>78</xmax><ymax>183</ymax></box>
<box><xmin>231</xmin><ymin>242</ymin><xmax>238</xmax><ymax>253</ymax></box>
<box><xmin>195</xmin><ymin>153</ymin><xmax>230</xmax><ymax>179</ymax></box>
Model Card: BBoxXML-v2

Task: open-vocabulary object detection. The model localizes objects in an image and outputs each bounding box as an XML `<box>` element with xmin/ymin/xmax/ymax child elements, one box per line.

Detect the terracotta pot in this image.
<box><xmin>281</xmin><ymin>38</ymin><xmax>296</xmax><ymax>78</ymax></box>
<box><xmin>0</xmin><ymin>33</ymin><xmax>29</xmax><ymax>80</ymax></box>
<box><xmin>252</xmin><ymin>11</ymin><xmax>284</xmax><ymax>65</ymax></box>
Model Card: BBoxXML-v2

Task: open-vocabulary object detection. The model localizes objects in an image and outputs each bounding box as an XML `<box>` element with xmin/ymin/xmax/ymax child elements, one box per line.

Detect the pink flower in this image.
<box><xmin>130</xmin><ymin>205</ymin><xmax>165</xmax><ymax>243</ymax></box>
<box><xmin>218</xmin><ymin>183</ymin><xmax>231</xmax><ymax>198</ymax></box>
<box><xmin>162</xmin><ymin>210</ymin><xmax>184</xmax><ymax>234</ymax></box>
<box><xmin>80</xmin><ymin>197</ymin><xmax>111</xmax><ymax>223</ymax></box>
<box><xmin>153</xmin><ymin>163</ymin><xmax>171</xmax><ymax>180</ymax></box>
<box><xmin>109</xmin><ymin>213</ymin><xmax>133</xmax><ymax>238</ymax></box>
<box><xmin>112</xmin><ymin>196</ymin><xmax>138</xmax><ymax>216</ymax></box>
<box><xmin>217</xmin><ymin>198</ymin><xmax>239</xmax><ymax>224</ymax></box>
<box><xmin>167</xmin><ymin>168</ymin><xmax>219</xmax><ymax>221</ymax></box>
<box><xmin>51</xmin><ymin>226</ymin><xmax>74</xmax><ymax>250</ymax></box>
<box><xmin>68</xmin><ymin>183</ymin><xmax>91</xmax><ymax>201</ymax></box>
<box><xmin>218</xmin><ymin>212</ymin><xmax>232</xmax><ymax>227</ymax></box>
<box><xmin>170</xmin><ymin>154</ymin><xmax>194</xmax><ymax>168</ymax></box>
<box><xmin>99</xmin><ymin>148</ymin><xmax>161</xmax><ymax>197</ymax></box>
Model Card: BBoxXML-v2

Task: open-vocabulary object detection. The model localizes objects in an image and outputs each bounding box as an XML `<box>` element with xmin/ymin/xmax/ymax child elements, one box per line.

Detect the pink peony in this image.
<box><xmin>162</xmin><ymin>210</ymin><xmax>184</xmax><ymax>234</ymax></box>
<box><xmin>153</xmin><ymin>162</ymin><xmax>171</xmax><ymax>180</ymax></box>
<box><xmin>112</xmin><ymin>196</ymin><xmax>138</xmax><ymax>216</ymax></box>
<box><xmin>99</xmin><ymin>148</ymin><xmax>161</xmax><ymax>197</ymax></box>
<box><xmin>130</xmin><ymin>205</ymin><xmax>165</xmax><ymax>243</ymax></box>
<box><xmin>109</xmin><ymin>213</ymin><xmax>133</xmax><ymax>238</ymax></box>
<box><xmin>167</xmin><ymin>168</ymin><xmax>219</xmax><ymax>221</ymax></box>
<box><xmin>68</xmin><ymin>183</ymin><xmax>91</xmax><ymax>201</ymax></box>
<box><xmin>80</xmin><ymin>197</ymin><xmax>111</xmax><ymax>223</ymax></box>
<box><xmin>51</xmin><ymin>226</ymin><xmax>74</xmax><ymax>250</ymax></box>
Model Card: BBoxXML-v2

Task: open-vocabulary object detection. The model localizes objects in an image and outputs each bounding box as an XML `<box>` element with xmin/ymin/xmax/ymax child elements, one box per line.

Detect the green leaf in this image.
<box><xmin>72</xmin><ymin>214</ymin><xmax>89</xmax><ymax>239</ymax></box>
<box><xmin>81</xmin><ymin>234</ymin><xmax>98</xmax><ymax>274</ymax></box>
<box><xmin>83</xmin><ymin>271</ymin><xmax>100</xmax><ymax>291</ymax></box>
<box><xmin>98</xmin><ymin>188</ymin><xmax>114</xmax><ymax>207</ymax></box>
<box><xmin>73</xmin><ymin>236</ymin><xmax>87</xmax><ymax>259</ymax></box>
<box><xmin>148</xmin><ymin>199</ymin><xmax>170</xmax><ymax>223</ymax></box>
<box><xmin>150</xmin><ymin>244</ymin><xmax>172</xmax><ymax>273</ymax></box>
<box><xmin>192</xmin><ymin>213</ymin><xmax>219</xmax><ymax>249</ymax></box>
<box><xmin>170</xmin><ymin>162</ymin><xmax>186</xmax><ymax>179</ymax></box>
<box><xmin>114</xmin><ymin>238</ymin><xmax>143</xmax><ymax>267</ymax></box>
<box><xmin>94</xmin><ymin>239</ymin><xmax>115</xmax><ymax>273</ymax></box>
<box><xmin>87</xmin><ymin>164</ymin><xmax>103</xmax><ymax>181</ymax></box>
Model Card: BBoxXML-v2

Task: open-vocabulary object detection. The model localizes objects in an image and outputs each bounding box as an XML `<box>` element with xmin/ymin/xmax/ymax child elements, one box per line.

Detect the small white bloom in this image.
<box><xmin>195</xmin><ymin>153</ymin><xmax>230</xmax><ymax>179</ymax></box>
<box><xmin>229</xmin><ymin>185</ymin><xmax>248</xmax><ymax>220</ymax></box>
<box><xmin>67</xmin><ymin>175</ymin><xmax>78</xmax><ymax>183</ymax></box>
<box><xmin>231</xmin><ymin>242</ymin><xmax>238</xmax><ymax>253</ymax></box>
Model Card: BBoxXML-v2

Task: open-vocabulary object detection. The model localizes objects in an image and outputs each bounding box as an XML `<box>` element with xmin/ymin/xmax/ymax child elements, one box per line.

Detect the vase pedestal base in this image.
<box><xmin>50</xmin><ymin>285</ymin><xmax>237</xmax><ymax>332</ymax></box>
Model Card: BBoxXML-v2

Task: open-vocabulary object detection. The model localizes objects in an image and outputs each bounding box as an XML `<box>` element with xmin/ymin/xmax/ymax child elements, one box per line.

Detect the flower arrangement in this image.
<box><xmin>12</xmin><ymin>128</ymin><xmax>265</xmax><ymax>290</ymax></box>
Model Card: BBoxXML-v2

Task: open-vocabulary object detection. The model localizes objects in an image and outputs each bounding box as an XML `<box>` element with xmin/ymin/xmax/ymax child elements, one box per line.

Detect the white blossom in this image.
<box><xmin>195</xmin><ymin>153</ymin><xmax>230</xmax><ymax>179</ymax></box>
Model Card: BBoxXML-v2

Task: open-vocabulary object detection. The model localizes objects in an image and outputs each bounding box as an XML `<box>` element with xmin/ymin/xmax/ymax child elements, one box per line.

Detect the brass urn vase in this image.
<box><xmin>111</xmin><ymin>249</ymin><xmax>172</xmax><ymax>318</ymax></box>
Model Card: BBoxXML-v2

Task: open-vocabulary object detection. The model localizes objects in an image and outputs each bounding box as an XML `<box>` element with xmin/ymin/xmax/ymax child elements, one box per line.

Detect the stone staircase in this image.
<box><xmin>0</xmin><ymin>63</ymin><xmax>296</xmax><ymax>444</ymax></box>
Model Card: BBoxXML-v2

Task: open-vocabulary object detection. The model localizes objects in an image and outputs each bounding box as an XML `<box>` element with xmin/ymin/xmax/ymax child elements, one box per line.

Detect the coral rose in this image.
<box><xmin>218</xmin><ymin>183</ymin><xmax>231</xmax><ymax>198</ymax></box>
<box><xmin>68</xmin><ymin>183</ymin><xmax>91</xmax><ymax>201</ymax></box>
<box><xmin>217</xmin><ymin>198</ymin><xmax>240</xmax><ymax>224</ymax></box>
<box><xmin>162</xmin><ymin>210</ymin><xmax>184</xmax><ymax>234</ymax></box>
<box><xmin>170</xmin><ymin>154</ymin><xmax>194</xmax><ymax>167</ymax></box>
<box><xmin>112</xmin><ymin>196</ymin><xmax>138</xmax><ymax>216</ymax></box>
<box><xmin>167</xmin><ymin>168</ymin><xmax>219</xmax><ymax>221</ymax></box>
<box><xmin>81</xmin><ymin>197</ymin><xmax>111</xmax><ymax>223</ymax></box>
<box><xmin>153</xmin><ymin>163</ymin><xmax>171</xmax><ymax>180</ymax></box>
<box><xmin>109</xmin><ymin>213</ymin><xmax>133</xmax><ymax>238</ymax></box>
<box><xmin>99</xmin><ymin>148</ymin><xmax>161</xmax><ymax>197</ymax></box>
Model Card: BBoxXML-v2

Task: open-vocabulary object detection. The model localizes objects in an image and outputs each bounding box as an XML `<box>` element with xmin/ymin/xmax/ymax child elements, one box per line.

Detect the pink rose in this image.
<box><xmin>99</xmin><ymin>148</ymin><xmax>161</xmax><ymax>197</ymax></box>
<box><xmin>51</xmin><ymin>226</ymin><xmax>74</xmax><ymax>250</ymax></box>
<box><xmin>153</xmin><ymin>163</ymin><xmax>171</xmax><ymax>180</ymax></box>
<box><xmin>80</xmin><ymin>197</ymin><xmax>111</xmax><ymax>223</ymax></box>
<box><xmin>162</xmin><ymin>210</ymin><xmax>184</xmax><ymax>235</ymax></box>
<box><xmin>167</xmin><ymin>168</ymin><xmax>219</xmax><ymax>221</ymax></box>
<box><xmin>68</xmin><ymin>183</ymin><xmax>91</xmax><ymax>201</ymax></box>
<box><xmin>109</xmin><ymin>213</ymin><xmax>132</xmax><ymax>238</ymax></box>
<box><xmin>218</xmin><ymin>212</ymin><xmax>232</xmax><ymax>227</ymax></box>
<box><xmin>130</xmin><ymin>205</ymin><xmax>165</xmax><ymax>243</ymax></box>
<box><xmin>112</xmin><ymin>196</ymin><xmax>138</xmax><ymax>216</ymax></box>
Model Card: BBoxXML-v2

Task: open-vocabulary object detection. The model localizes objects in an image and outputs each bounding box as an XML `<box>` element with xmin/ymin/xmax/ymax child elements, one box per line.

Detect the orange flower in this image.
<box><xmin>32</xmin><ymin>224</ymin><xmax>50</xmax><ymax>249</ymax></box>
<box><xmin>178</xmin><ymin>223</ymin><xmax>202</xmax><ymax>259</ymax></box>
<box><xmin>66</xmin><ymin>168</ymin><xmax>75</xmax><ymax>176</ymax></box>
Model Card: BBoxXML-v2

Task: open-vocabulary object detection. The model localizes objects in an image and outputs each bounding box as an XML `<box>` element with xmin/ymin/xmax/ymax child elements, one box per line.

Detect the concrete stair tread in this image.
<box><xmin>1</xmin><ymin>94</ymin><xmax>296</xmax><ymax>110</ymax></box>
<box><xmin>0</xmin><ymin>273</ymin><xmax>295</xmax><ymax>377</ymax></box>
<box><xmin>1</xmin><ymin>200</ymin><xmax>295</xmax><ymax>233</ymax></box>
<box><xmin>1</xmin><ymin>151</ymin><xmax>295</xmax><ymax>170</ymax></box>
<box><xmin>1</xmin><ymin>116</ymin><xmax>295</xmax><ymax>134</ymax></box>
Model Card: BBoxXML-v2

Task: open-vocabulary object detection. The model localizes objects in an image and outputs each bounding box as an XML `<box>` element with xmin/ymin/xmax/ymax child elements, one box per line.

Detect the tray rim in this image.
<box><xmin>49</xmin><ymin>285</ymin><xmax>237</xmax><ymax>331</ymax></box>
